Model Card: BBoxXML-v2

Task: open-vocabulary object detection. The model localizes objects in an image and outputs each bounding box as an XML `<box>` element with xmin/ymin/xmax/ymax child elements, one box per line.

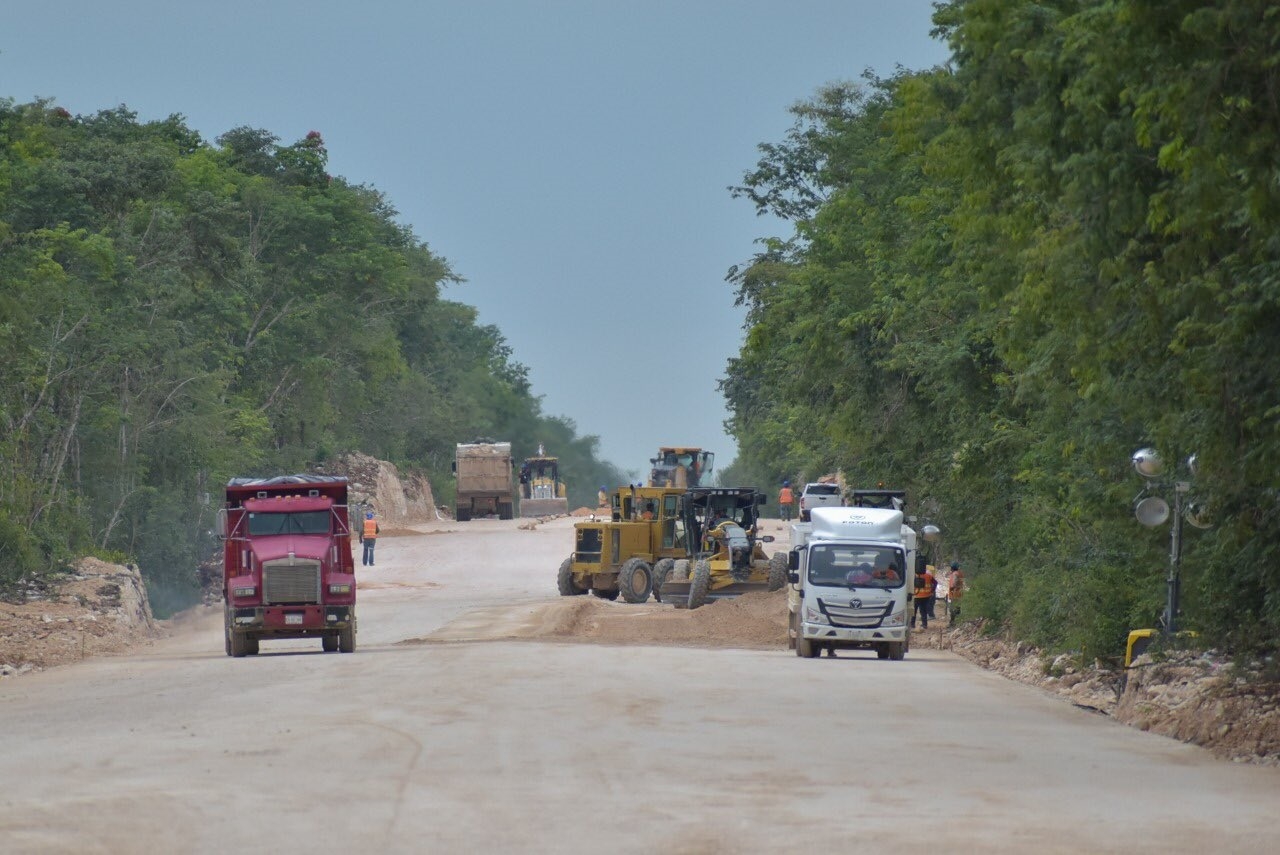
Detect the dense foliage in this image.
<box><xmin>0</xmin><ymin>101</ymin><xmax>622</xmax><ymax>613</ymax></box>
<box><xmin>723</xmin><ymin>0</ymin><xmax>1280</xmax><ymax>657</ymax></box>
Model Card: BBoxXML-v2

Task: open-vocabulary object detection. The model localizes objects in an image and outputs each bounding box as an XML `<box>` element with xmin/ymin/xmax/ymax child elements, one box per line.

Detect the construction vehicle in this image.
<box><xmin>557</xmin><ymin>485</ymin><xmax>689</xmax><ymax>603</ymax></box>
<box><xmin>217</xmin><ymin>475</ymin><xmax>357</xmax><ymax>656</ymax></box>
<box><xmin>652</xmin><ymin>486</ymin><xmax>785</xmax><ymax>609</ymax></box>
<box><xmin>648</xmin><ymin>447</ymin><xmax>714</xmax><ymax>488</ymax></box>
<box><xmin>786</xmin><ymin>489</ymin><xmax>939</xmax><ymax>660</ymax></box>
<box><xmin>519</xmin><ymin>445</ymin><xmax>569</xmax><ymax>517</ymax></box>
<box><xmin>453</xmin><ymin>439</ymin><xmax>515</xmax><ymax>521</ymax></box>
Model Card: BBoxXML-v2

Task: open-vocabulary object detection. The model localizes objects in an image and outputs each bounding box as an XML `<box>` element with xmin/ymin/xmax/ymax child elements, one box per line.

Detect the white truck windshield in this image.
<box><xmin>807</xmin><ymin>544</ymin><xmax>905</xmax><ymax>589</ymax></box>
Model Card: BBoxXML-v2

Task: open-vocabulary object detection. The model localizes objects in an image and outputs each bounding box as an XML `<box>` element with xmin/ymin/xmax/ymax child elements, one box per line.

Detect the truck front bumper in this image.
<box><xmin>230</xmin><ymin>605</ymin><xmax>353</xmax><ymax>635</ymax></box>
<box><xmin>801</xmin><ymin>622</ymin><xmax>905</xmax><ymax>645</ymax></box>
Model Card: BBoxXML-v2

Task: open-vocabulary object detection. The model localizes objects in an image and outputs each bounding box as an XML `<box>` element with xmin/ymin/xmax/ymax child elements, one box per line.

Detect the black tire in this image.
<box><xmin>687</xmin><ymin>559</ymin><xmax>711</xmax><ymax>609</ymax></box>
<box><xmin>767</xmin><ymin>552</ymin><xmax>788</xmax><ymax>591</ymax></box>
<box><xmin>455</xmin><ymin>505</ymin><xmax>471</xmax><ymax>522</ymax></box>
<box><xmin>223</xmin><ymin>610</ymin><xmax>233</xmax><ymax>657</ymax></box>
<box><xmin>618</xmin><ymin>557</ymin><xmax>653</xmax><ymax>604</ymax></box>
<box><xmin>339</xmin><ymin>622</ymin><xmax>356</xmax><ymax>653</ymax></box>
<box><xmin>322</xmin><ymin>634</ymin><xmax>339</xmax><ymax>652</ymax></box>
<box><xmin>229</xmin><ymin>629</ymin><xmax>250</xmax><ymax>658</ymax></box>
<box><xmin>799</xmin><ymin>509</ymin><xmax>810</xmax><ymax>522</ymax></box>
<box><xmin>557</xmin><ymin>555</ymin><xmax>588</xmax><ymax>596</ymax></box>
<box><xmin>796</xmin><ymin>633</ymin><xmax>818</xmax><ymax>658</ymax></box>
<box><xmin>246</xmin><ymin>637</ymin><xmax>260</xmax><ymax>655</ymax></box>
<box><xmin>592</xmin><ymin>588</ymin><xmax>619</xmax><ymax>601</ymax></box>
<box><xmin>888</xmin><ymin>641</ymin><xmax>906</xmax><ymax>661</ymax></box>
<box><xmin>652</xmin><ymin>558</ymin><xmax>675</xmax><ymax>602</ymax></box>
<box><xmin>876</xmin><ymin>644</ymin><xmax>890</xmax><ymax>660</ymax></box>
<box><xmin>499</xmin><ymin>502</ymin><xmax>514</xmax><ymax>520</ymax></box>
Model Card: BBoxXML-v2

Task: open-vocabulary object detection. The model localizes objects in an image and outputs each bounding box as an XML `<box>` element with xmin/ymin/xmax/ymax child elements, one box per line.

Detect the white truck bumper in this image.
<box><xmin>801</xmin><ymin>623</ymin><xmax>906</xmax><ymax>643</ymax></box>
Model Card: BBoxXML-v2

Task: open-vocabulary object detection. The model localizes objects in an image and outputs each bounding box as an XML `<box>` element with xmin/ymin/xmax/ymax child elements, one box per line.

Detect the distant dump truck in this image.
<box><xmin>218</xmin><ymin>474</ymin><xmax>357</xmax><ymax>656</ymax></box>
<box><xmin>519</xmin><ymin>446</ymin><xmax>569</xmax><ymax>517</ymax></box>
<box><xmin>453</xmin><ymin>440</ymin><xmax>515</xmax><ymax>521</ymax></box>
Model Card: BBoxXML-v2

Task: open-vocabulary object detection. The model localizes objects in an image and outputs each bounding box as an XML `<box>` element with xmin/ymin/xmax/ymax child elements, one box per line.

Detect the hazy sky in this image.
<box><xmin>3</xmin><ymin>1</ymin><xmax>950</xmax><ymax>478</ymax></box>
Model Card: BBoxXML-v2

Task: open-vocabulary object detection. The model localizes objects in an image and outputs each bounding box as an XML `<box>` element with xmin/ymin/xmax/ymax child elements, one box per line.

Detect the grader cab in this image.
<box><xmin>647</xmin><ymin>447</ymin><xmax>714</xmax><ymax>489</ymax></box>
<box><xmin>652</xmin><ymin>487</ymin><xmax>786</xmax><ymax>609</ymax></box>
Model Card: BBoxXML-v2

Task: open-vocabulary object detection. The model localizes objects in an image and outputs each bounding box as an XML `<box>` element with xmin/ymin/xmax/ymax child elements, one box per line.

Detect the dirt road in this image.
<box><xmin>2</xmin><ymin>517</ymin><xmax>1278</xmax><ymax>854</ymax></box>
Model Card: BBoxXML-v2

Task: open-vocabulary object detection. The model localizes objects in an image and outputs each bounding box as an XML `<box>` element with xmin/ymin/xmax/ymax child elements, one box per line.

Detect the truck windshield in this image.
<box><xmin>247</xmin><ymin>511</ymin><xmax>331</xmax><ymax>536</ymax></box>
<box><xmin>808</xmin><ymin>544</ymin><xmax>905</xmax><ymax>589</ymax></box>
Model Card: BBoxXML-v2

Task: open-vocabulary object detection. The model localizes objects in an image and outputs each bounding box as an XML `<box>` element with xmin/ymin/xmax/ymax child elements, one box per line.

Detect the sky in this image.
<box><xmin>2</xmin><ymin>1</ymin><xmax>951</xmax><ymax>479</ymax></box>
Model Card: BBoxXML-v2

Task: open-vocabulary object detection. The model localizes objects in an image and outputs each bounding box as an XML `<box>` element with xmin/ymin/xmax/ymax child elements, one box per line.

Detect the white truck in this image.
<box><xmin>787</xmin><ymin>498</ymin><xmax>932</xmax><ymax>660</ymax></box>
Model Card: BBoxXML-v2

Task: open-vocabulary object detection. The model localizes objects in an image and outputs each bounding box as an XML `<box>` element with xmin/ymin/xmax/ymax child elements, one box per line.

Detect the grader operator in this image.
<box><xmin>652</xmin><ymin>486</ymin><xmax>787</xmax><ymax>609</ymax></box>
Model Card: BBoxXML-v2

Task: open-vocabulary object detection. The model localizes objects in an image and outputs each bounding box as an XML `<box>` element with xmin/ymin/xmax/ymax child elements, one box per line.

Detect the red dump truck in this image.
<box><xmin>218</xmin><ymin>474</ymin><xmax>357</xmax><ymax>656</ymax></box>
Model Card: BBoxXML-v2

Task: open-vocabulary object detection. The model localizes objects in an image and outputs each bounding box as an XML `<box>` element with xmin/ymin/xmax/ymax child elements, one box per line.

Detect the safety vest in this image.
<box><xmin>779</xmin><ymin>487</ymin><xmax>794</xmax><ymax>504</ymax></box>
<box><xmin>363</xmin><ymin>518</ymin><xmax>378</xmax><ymax>539</ymax></box>
<box><xmin>914</xmin><ymin>571</ymin><xmax>935</xmax><ymax>598</ymax></box>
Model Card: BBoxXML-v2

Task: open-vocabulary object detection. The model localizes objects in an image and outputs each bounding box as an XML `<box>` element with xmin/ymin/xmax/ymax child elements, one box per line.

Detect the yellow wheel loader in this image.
<box><xmin>519</xmin><ymin>449</ymin><xmax>569</xmax><ymax>517</ymax></box>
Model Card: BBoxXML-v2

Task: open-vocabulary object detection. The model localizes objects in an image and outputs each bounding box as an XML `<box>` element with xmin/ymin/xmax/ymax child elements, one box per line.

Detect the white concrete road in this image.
<box><xmin>1</xmin><ymin>517</ymin><xmax>1277</xmax><ymax>854</ymax></box>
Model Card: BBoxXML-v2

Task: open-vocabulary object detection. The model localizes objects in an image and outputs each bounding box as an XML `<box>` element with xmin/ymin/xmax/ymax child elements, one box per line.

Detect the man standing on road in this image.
<box><xmin>778</xmin><ymin>480</ymin><xmax>794</xmax><ymax>522</ymax></box>
<box><xmin>912</xmin><ymin>564</ymin><xmax>935</xmax><ymax>629</ymax></box>
<box><xmin>360</xmin><ymin>510</ymin><xmax>380</xmax><ymax>567</ymax></box>
<box><xmin>947</xmin><ymin>562</ymin><xmax>965</xmax><ymax>621</ymax></box>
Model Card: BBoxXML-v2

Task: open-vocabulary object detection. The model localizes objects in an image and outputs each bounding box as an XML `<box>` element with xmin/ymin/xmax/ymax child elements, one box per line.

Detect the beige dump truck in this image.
<box><xmin>453</xmin><ymin>440</ymin><xmax>515</xmax><ymax>521</ymax></box>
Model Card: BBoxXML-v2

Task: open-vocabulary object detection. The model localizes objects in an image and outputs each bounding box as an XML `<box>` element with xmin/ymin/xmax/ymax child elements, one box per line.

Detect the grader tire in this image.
<box><xmin>687</xmin><ymin>559</ymin><xmax>711</xmax><ymax>610</ymax></box>
<box><xmin>652</xmin><ymin>558</ymin><xmax>675</xmax><ymax>602</ymax></box>
<box><xmin>618</xmin><ymin>558</ymin><xmax>653</xmax><ymax>604</ymax></box>
<box><xmin>767</xmin><ymin>552</ymin><xmax>788</xmax><ymax>591</ymax></box>
<box><xmin>557</xmin><ymin>556</ymin><xmax>588</xmax><ymax>596</ymax></box>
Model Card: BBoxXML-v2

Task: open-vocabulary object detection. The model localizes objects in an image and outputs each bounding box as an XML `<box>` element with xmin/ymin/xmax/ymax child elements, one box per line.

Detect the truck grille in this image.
<box><xmin>820</xmin><ymin>598</ymin><xmax>893</xmax><ymax>628</ymax></box>
<box><xmin>262</xmin><ymin>558</ymin><xmax>322</xmax><ymax>604</ymax></box>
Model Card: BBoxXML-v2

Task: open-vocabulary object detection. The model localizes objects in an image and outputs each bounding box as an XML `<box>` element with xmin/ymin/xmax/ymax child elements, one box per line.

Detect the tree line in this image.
<box><xmin>0</xmin><ymin>101</ymin><xmax>623</xmax><ymax>613</ymax></box>
<box><xmin>720</xmin><ymin>0</ymin><xmax>1280</xmax><ymax>658</ymax></box>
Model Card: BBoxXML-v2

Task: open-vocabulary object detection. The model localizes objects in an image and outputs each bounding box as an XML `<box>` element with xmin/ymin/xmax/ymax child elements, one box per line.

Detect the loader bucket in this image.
<box><xmin>520</xmin><ymin>498</ymin><xmax>570</xmax><ymax>517</ymax></box>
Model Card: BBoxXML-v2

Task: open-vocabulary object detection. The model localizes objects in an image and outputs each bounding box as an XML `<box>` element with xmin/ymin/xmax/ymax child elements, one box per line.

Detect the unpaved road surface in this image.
<box><xmin>2</xmin><ymin>517</ymin><xmax>1278</xmax><ymax>854</ymax></box>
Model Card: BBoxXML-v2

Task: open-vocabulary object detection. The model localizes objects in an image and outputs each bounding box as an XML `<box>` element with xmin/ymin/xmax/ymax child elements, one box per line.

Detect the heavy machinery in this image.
<box><xmin>557</xmin><ymin>485</ymin><xmax>690</xmax><ymax>602</ymax></box>
<box><xmin>652</xmin><ymin>486</ymin><xmax>785</xmax><ymax>609</ymax></box>
<box><xmin>453</xmin><ymin>439</ymin><xmax>515</xmax><ymax>521</ymax></box>
<box><xmin>218</xmin><ymin>475</ymin><xmax>357</xmax><ymax>656</ymax></box>
<box><xmin>648</xmin><ymin>447</ymin><xmax>714</xmax><ymax>488</ymax></box>
<box><xmin>519</xmin><ymin>445</ymin><xmax>569</xmax><ymax>517</ymax></box>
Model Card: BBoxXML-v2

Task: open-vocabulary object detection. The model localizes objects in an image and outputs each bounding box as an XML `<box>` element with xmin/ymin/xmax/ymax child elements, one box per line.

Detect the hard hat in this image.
<box><xmin>600</xmin><ymin>485</ymin><xmax>606</xmax><ymax>490</ymax></box>
<box><xmin>950</xmin><ymin>562</ymin><xmax>959</xmax><ymax>569</ymax></box>
<box><xmin>783</xmin><ymin>480</ymin><xmax>790</xmax><ymax>486</ymax></box>
<box><xmin>366</xmin><ymin>512</ymin><xmax>374</xmax><ymax>519</ymax></box>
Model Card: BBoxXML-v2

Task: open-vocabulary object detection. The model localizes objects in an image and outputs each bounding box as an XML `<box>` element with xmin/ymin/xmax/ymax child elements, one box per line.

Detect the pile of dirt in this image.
<box><xmin>570</xmin><ymin>506</ymin><xmax>597</xmax><ymax>517</ymax></box>
<box><xmin>929</xmin><ymin>620</ymin><xmax>1280</xmax><ymax>765</ymax></box>
<box><xmin>311</xmin><ymin>452</ymin><xmax>442</xmax><ymax>523</ymax></box>
<box><xmin>0</xmin><ymin>558</ymin><xmax>163</xmax><ymax>677</ymax></box>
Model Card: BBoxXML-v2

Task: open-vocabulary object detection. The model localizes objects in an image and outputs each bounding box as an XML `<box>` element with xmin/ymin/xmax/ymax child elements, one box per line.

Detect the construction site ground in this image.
<box><xmin>2</xmin><ymin>515</ymin><xmax>1278</xmax><ymax>853</ymax></box>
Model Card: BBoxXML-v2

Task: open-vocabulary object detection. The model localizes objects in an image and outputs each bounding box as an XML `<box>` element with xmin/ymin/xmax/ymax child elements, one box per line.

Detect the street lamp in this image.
<box><xmin>1130</xmin><ymin>448</ymin><xmax>1210</xmax><ymax>636</ymax></box>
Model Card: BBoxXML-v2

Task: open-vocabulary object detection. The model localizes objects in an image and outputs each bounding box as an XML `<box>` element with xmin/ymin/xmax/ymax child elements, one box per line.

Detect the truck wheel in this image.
<box><xmin>499</xmin><ymin>502</ymin><xmax>514</xmax><ymax>520</ymax></box>
<box><xmin>876</xmin><ymin>644</ymin><xmax>890</xmax><ymax>659</ymax></box>
<box><xmin>687</xmin><ymin>559</ymin><xmax>711</xmax><ymax>609</ymax></box>
<box><xmin>322</xmin><ymin>634</ymin><xmax>339</xmax><ymax>652</ymax></box>
<box><xmin>796</xmin><ymin>633</ymin><xmax>818</xmax><ymax>658</ymax></box>
<box><xmin>339</xmin><ymin>623</ymin><xmax>356</xmax><ymax>653</ymax></box>
<box><xmin>618</xmin><ymin>558</ymin><xmax>653</xmax><ymax>604</ymax></box>
<box><xmin>787</xmin><ymin>610</ymin><xmax>797</xmax><ymax>650</ymax></box>
<box><xmin>557</xmin><ymin>556</ymin><xmax>588</xmax><ymax>596</ymax></box>
<box><xmin>888</xmin><ymin>641</ymin><xmax>905</xmax><ymax>661</ymax></box>
<box><xmin>592</xmin><ymin>588</ymin><xmax>619</xmax><ymax>601</ymax></box>
<box><xmin>246</xmin><ymin>637</ymin><xmax>260</xmax><ymax>655</ymax></box>
<box><xmin>652</xmin><ymin>558</ymin><xmax>675</xmax><ymax>602</ymax></box>
<box><xmin>455</xmin><ymin>505</ymin><xmax>471</xmax><ymax>522</ymax></box>
<box><xmin>767</xmin><ymin>552</ymin><xmax>788</xmax><ymax>591</ymax></box>
<box><xmin>229</xmin><ymin>629</ymin><xmax>250</xmax><ymax>658</ymax></box>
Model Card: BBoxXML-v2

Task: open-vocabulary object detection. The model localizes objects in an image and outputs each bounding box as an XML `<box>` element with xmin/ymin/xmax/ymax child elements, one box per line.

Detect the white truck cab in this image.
<box><xmin>787</xmin><ymin>504</ymin><xmax>925</xmax><ymax>660</ymax></box>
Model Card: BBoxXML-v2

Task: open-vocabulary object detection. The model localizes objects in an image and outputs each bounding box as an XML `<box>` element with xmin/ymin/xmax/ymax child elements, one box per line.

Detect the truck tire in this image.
<box><xmin>499</xmin><ymin>502</ymin><xmax>514</xmax><ymax>520</ymax></box>
<box><xmin>876</xmin><ymin>644</ymin><xmax>890</xmax><ymax>659</ymax></box>
<box><xmin>592</xmin><ymin>588</ymin><xmax>619</xmax><ymax>601</ymax></box>
<box><xmin>617</xmin><ymin>558</ymin><xmax>653</xmax><ymax>604</ymax></box>
<box><xmin>887</xmin><ymin>641</ymin><xmax>906</xmax><ymax>661</ymax></box>
<box><xmin>557</xmin><ymin>556</ymin><xmax>588</xmax><ymax>596</ymax></box>
<box><xmin>651</xmin><ymin>558</ymin><xmax>675</xmax><ymax>602</ymax></box>
<box><xmin>767</xmin><ymin>552</ymin><xmax>788</xmax><ymax>591</ymax></box>
<box><xmin>455</xmin><ymin>505</ymin><xmax>471</xmax><ymax>522</ymax></box>
<box><xmin>322</xmin><ymin>634</ymin><xmax>339</xmax><ymax>652</ymax></box>
<box><xmin>246</xmin><ymin>636</ymin><xmax>260</xmax><ymax>655</ymax></box>
<box><xmin>787</xmin><ymin>610</ymin><xmax>797</xmax><ymax>650</ymax></box>
<box><xmin>687</xmin><ymin>559</ymin><xmax>711</xmax><ymax>609</ymax></box>
<box><xmin>796</xmin><ymin>633</ymin><xmax>818</xmax><ymax>658</ymax></box>
<box><xmin>339</xmin><ymin>623</ymin><xmax>356</xmax><ymax>653</ymax></box>
<box><xmin>229</xmin><ymin>629</ymin><xmax>250</xmax><ymax>658</ymax></box>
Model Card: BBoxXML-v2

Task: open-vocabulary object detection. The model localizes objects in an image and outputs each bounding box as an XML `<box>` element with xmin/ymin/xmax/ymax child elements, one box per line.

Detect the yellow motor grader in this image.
<box><xmin>652</xmin><ymin>487</ymin><xmax>787</xmax><ymax>609</ymax></box>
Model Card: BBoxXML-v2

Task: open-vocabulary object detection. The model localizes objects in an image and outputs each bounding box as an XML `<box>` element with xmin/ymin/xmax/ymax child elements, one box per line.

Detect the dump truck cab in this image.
<box><xmin>218</xmin><ymin>475</ymin><xmax>357</xmax><ymax>657</ymax></box>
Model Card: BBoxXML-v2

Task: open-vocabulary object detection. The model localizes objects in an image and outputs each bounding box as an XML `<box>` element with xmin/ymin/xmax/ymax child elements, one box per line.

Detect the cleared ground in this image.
<box><xmin>1</xmin><ymin>516</ymin><xmax>1277</xmax><ymax>854</ymax></box>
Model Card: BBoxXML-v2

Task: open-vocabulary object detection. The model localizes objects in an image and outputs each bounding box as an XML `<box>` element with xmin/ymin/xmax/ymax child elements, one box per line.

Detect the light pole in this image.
<box><xmin>1131</xmin><ymin>448</ymin><xmax>1209</xmax><ymax>636</ymax></box>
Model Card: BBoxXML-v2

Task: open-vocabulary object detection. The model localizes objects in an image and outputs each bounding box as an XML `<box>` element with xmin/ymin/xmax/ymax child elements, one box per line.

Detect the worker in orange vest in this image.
<box><xmin>947</xmin><ymin>562</ymin><xmax>965</xmax><ymax>621</ymax></box>
<box><xmin>912</xmin><ymin>565</ymin><xmax>936</xmax><ymax>629</ymax></box>
<box><xmin>778</xmin><ymin>481</ymin><xmax>795</xmax><ymax>522</ymax></box>
<box><xmin>360</xmin><ymin>510</ymin><xmax>380</xmax><ymax>566</ymax></box>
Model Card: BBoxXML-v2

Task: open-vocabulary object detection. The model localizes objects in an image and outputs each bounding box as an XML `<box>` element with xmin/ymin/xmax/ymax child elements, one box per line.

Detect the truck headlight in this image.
<box><xmin>233</xmin><ymin>586</ymin><xmax>256</xmax><ymax>598</ymax></box>
<box><xmin>884</xmin><ymin>609</ymin><xmax>905</xmax><ymax>627</ymax></box>
<box><xmin>328</xmin><ymin>583</ymin><xmax>352</xmax><ymax>595</ymax></box>
<box><xmin>803</xmin><ymin>605</ymin><xmax>829</xmax><ymax>625</ymax></box>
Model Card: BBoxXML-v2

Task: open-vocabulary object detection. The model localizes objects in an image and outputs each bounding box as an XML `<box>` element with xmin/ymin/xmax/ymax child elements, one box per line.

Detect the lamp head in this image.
<box><xmin>1132</xmin><ymin>447</ymin><xmax>1164</xmax><ymax>479</ymax></box>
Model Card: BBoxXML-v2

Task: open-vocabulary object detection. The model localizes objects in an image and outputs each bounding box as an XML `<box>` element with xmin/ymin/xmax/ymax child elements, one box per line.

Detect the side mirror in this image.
<box><xmin>760</xmin><ymin>535</ymin><xmax>775</xmax><ymax>543</ymax></box>
<box><xmin>788</xmin><ymin>550</ymin><xmax>800</xmax><ymax>571</ymax></box>
<box><xmin>215</xmin><ymin>508</ymin><xmax>228</xmax><ymax>539</ymax></box>
<box><xmin>788</xmin><ymin>571</ymin><xmax>800</xmax><ymax>585</ymax></box>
